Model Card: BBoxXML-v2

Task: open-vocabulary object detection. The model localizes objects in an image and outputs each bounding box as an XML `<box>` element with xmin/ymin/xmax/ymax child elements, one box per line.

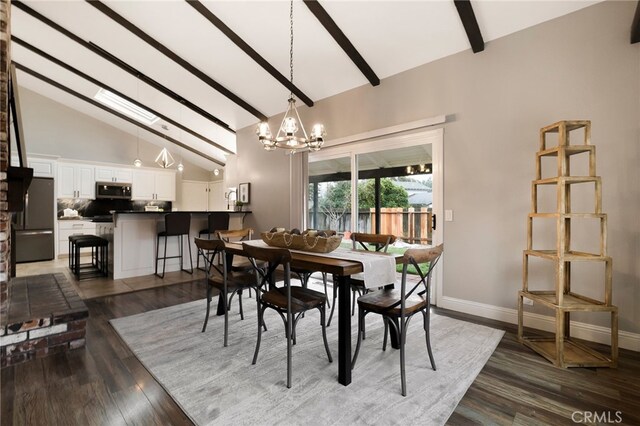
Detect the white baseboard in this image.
<box><xmin>438</xmin><ymin>296</ymin><xmax>639</xmax><ymax>352</ymax></box>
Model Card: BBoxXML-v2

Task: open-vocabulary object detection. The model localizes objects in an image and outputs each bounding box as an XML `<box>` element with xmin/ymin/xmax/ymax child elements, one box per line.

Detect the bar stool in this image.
<box><xmin>69</xmin><ymin>235</ymin><xmax>109</xmax><ymax>280</ymax></box>
<box><xmin>196</xmin><ymin>212</ymin><xmax>230</xmax><ymax>270</ymax></box>
<box><xmin>155</xmin><ymin>212</ymin><xmax>193</xmax><ymax>278</ymax></box>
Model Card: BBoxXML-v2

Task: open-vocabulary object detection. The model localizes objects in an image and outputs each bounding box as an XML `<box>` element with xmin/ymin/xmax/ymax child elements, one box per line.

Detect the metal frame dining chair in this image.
<box><xmin>195</xmin><ymin>238</ymin><xmax>259</xmax><ymax>347</ymax></box>
<box><xmin>351</xmin><ymin>244</ymin><xmax>444</xmax><ymax>396</ymax></box>
<box><xmin>243</xmin><ymin>242</ymin><xmax>332</xmax><ymax>389</ymax></box>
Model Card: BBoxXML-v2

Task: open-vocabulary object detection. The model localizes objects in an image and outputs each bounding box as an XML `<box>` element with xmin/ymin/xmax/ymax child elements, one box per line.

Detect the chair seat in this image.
<box><xmin>357</xmin><ymin>289</ymin><xmax>427</xmax><ymax>316</ymax></box>
<box><xmin>262</xmin><ymin>287</ymin><xmax>326</xmax><ymax>313</ymax></box>
<box><xmin>208</xmin><ymin>270</ymin><xmax>256</xmax><ymax>291</ymax></box>
<box><xmin>198</xmin><ymin>228</ymin><xmax>211</xmax><ymax>236</ymax></box>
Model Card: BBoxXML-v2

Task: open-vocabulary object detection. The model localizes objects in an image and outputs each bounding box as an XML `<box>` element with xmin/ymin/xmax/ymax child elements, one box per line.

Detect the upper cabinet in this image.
<box><xmin>57</xmin><ymin>162</ymin><xmax>95</xmax><ymax>199</ymax></box>
<box><xmin>95</xmin><ymin>166</ymin><xmax>133</xmax><ymax>183</ymax></box>
<box><xmin>132</xmin><ymin>169</ymin><xmax>176</xmax><ymax>201</ymax></box>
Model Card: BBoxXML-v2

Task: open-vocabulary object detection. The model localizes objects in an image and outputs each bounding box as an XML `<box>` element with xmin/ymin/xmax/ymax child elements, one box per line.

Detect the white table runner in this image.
<box><xmin>243</xmin><ymin>240</ymin><xmax>397</xmax><ymax>289</ymax></box>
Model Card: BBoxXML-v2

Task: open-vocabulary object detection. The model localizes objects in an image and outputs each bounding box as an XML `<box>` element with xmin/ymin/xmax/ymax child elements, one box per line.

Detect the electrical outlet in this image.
<box><xmin>523</xmin><ymin>297</ymin><xmax>534</xmax><ymax>306</ymax></box>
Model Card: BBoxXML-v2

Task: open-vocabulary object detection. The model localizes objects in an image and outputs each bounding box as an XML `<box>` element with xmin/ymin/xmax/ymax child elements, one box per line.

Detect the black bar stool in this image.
<box><xmin>155</xmin><ymin>212</ymin><xmax>193</xmax><ymax>278</ymax></box>
<box><xmin>196</xmin><ymin>212</ymin><xmax>230</xmax><ymax>270</ymax></box>
<box><xmin>69</xmin><ymin>235</ymin><xmax>109</xmax><ymax>280</ymax></box>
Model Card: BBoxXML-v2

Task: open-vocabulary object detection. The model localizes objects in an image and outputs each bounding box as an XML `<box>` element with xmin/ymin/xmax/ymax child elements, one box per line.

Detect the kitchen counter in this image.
<box><xmin>97</xmin><ymin>210</ymin><xmax>251</xmax><ymax>279</ymax></box>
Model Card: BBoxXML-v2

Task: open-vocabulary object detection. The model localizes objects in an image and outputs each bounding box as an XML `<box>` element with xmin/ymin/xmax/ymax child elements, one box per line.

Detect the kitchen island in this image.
<box><xmin>96</xmin><ymin>211</ymin><xmax>250</xmax><ymax>279</ymax></box>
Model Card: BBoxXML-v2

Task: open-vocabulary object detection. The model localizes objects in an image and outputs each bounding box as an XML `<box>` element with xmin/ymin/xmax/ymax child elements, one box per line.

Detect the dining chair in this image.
<box><xmin>196</xmin><ymin>212</ymin><xmax>230</xmax><ymax>270</ymax></box>
<box><xmin>195</xmin><ymin>238</ymin><xmax>259</xmax><ymax>347</ymax></box>
<box><xmin>327</xmin><ymin>232</ymin><xmax>396</xmax><ymax>328</ymax></box>
<box><xmin>289</xmin><ymin>229</ymin><xmax>335</xmax><ymax>302</ymax></box>
<box><xmin>242</xmin><ymin>242</ymin><xmax>333</xmax><ymax>389</ymax></box>
<box><xmin>217</xmin><ymin>228</ymin><xmax>257</xmax><ymax>272</ymax></box>
<box><xmin>351</xmin><ymin>244</ymin><xmax>444</xmax><ymax>396</ymax></box>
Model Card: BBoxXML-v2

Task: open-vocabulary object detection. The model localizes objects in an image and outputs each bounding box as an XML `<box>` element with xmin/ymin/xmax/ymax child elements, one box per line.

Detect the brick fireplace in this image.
<box><xmin>0</xmin><ymin>0</ymin><xmax>88</xmax><ymax>367</ymax></box>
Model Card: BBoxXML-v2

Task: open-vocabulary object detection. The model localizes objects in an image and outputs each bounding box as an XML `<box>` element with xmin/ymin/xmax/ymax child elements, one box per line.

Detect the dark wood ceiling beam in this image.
<box><xmin>11</xmin><ymin>0</ymin><xmax>234</xmax><ymax>134</ymax></box>
<box><xmin>632</xmin><ymin>1</ymin><xmax>640</xmax><ymax>44</ymax></box>
<box><xmin>12</xmin><ymin>36</ymin><xmax>234</xmax><ymax>155</ymax></box>
<box><xmin>303</xmin><ymin>0</ymin><xmax>379</xmax><ymax>86</ymax></box>
<box><xmin>185</xmin><ymin>0</ymin><xmax>314</xmax><ymax>108</ymax></box>
<box><xmin>13</xmin><ymin>62</ymin><xmax>225</xmax><ymax>167</ymax></box>
<box><xmin>453</xmin><ymin>0</ymin><xmax>484</xmax><ymax>53</ymax></box>
<box><xmin>86</xmin><ymin>0</ymin><xmax>267</xmax><ymax>121</ymax></box>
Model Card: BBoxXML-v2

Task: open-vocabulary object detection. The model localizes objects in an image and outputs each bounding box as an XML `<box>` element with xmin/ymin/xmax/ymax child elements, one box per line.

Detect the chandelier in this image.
<box><xmin>155</xmin><ymin>147</ymin><xmax>175</xmax><ymax>168</ymax></box>
<box><xmin>256</xmin><ymin>0</ymin><xmax>325</xmax><ymax>152</ymax></box>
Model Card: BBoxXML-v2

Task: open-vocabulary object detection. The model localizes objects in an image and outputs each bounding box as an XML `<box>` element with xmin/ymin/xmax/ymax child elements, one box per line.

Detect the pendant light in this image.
<box><xmin>255</xmin><ymin>0</ymin><xmax>326</xmax><ymax>153</ymax></box>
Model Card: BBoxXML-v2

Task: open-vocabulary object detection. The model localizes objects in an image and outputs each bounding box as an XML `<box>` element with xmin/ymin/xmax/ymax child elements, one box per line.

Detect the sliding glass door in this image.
<box><xmin>308</xmin><ymin>155</ymin><xmax>352</xmax><ymax>236</ymax></box>
<box><xmin>356</xmin><ymin>145</ymin><xmax>433</xmax><ymax>245</ymax></box>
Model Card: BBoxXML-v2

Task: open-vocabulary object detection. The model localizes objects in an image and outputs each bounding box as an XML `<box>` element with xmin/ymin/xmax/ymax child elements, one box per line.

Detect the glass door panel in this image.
<box><xmin>308</xmin><ymin>156</ymin><xmax>352</xmax><ymax>237</ymax></box>
<box><xmin>356</xmin><ymin>145</ymin><xmax>433</xmax><ymax>246</ymax></box>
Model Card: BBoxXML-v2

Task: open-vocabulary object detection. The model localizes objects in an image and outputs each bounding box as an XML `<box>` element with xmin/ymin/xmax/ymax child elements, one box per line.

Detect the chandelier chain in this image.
<box><xmin>289</xmin><ymin>0</ymin><xmax>294</xmax><ymax>98</ymax></box>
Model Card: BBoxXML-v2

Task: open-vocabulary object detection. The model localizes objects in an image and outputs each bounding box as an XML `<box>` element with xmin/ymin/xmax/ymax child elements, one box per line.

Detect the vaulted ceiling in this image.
<box><xmin>10</xmin><ymin>0</ymin><xmax>603</xmax><ymax>170</ymax></box>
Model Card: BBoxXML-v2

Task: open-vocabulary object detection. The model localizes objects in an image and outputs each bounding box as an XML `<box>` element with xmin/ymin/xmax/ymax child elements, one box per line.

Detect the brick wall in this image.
<box><xmin>0</xmin><ymin>0</ymin><xmax>11</xmax><ymax>326</ymax></box>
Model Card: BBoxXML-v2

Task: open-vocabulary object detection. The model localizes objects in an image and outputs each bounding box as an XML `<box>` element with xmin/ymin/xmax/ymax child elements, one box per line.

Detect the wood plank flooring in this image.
<box><xmin>2</xmin><ymin>281</ymin><xmax>639</xmax><ymax>425</ymax></box>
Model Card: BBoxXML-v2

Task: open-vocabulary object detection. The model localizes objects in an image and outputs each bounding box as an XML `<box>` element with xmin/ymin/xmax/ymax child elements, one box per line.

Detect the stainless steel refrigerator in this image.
<box><xmin>15</xmin><ymin>177</ymin><xmax>55</xmax><ymax>263</ymax></box>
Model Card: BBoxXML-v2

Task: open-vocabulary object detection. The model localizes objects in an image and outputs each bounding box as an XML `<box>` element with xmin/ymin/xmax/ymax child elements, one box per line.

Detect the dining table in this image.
<box><xmin>221</xmin><ymin>240</ymin><xmax>403</xmax><ymax>386</ymax></box>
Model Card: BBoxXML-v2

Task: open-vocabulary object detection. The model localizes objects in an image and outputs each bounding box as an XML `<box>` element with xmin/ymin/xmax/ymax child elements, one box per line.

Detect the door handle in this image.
<box><xmin>432</xmin><ymin>214</ymin><xmax>437</xmax><ymax>231</ymax></box>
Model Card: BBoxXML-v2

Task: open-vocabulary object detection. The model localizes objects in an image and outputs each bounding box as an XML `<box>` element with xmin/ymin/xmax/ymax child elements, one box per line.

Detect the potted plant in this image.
<box><xmin>234</xmin><ymin>200</ymin><xmax>244</xmax><ymax>211</ymax></box>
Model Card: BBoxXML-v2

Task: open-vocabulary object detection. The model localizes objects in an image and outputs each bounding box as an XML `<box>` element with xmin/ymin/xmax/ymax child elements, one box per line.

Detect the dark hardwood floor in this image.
<box><xmin>2</xmin><ymin>281</ymin><xmax>639</xmax><ymax>425</ymax></box>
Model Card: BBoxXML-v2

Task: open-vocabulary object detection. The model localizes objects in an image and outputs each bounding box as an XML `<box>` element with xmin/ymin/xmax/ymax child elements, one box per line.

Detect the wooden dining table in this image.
<box><xmin>221</xmin><ymin>241</ymin><xmax>403</xmax><ymax>386</ymax></box>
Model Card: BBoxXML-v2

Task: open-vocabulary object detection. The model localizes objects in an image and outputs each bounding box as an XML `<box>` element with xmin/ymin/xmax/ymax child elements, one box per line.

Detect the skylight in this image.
<box><xmin>94</xmin><ymin>88</ymin><xmax>159</xmax><ymax>125</ymax></box>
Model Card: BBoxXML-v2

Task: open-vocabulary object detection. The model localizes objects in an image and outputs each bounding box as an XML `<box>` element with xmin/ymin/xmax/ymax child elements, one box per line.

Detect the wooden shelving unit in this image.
<box><xmin>518</xmin><ymin>120</ymin><xmax>618</xmax><ymax>368</ymax></box>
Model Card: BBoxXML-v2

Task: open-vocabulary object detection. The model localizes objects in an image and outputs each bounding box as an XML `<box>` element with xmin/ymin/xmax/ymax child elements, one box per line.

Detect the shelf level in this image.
<box><xmin>540</xmin><ymin>120</ymin><xmax>591</xmax><ymax>134</ymax></box>
<box><xmin>520</xmin><ymin>290</ymin><xmax>615</xmax><ymax>311</ymax></box>
<box><xmin>524</xmin><ymin>249</ymin><xmax>610</xmax><ymax>261</ymax></box>
<box><xmin>537</xmin><ymin>145</ymin><xmax>594</xmax><ymax>157</ymax></box>
<box><xmin>520</xmin><ymin>337</ymin><xmax>615</xmax><ymax>368</ymax></box>
<box><xmin>528</xmin><ymin>213</ymin><xmax>606</xmax><ymax>219</ymax></box>
<box><xmin>533</xmin><ymin>176</ymin><xmax>599</xmax><ymax>185</ymax></box>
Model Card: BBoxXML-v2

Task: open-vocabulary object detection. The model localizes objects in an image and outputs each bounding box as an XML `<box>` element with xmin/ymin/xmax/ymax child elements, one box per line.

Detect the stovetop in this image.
<box><xmin>91</xmin><ymin>215</ymin><xmax>113</xmax><ymax>223</ymax></box>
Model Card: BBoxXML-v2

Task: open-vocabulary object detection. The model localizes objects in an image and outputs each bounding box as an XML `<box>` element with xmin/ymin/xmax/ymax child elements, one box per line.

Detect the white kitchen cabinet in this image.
<box><xmin>57</xmin><ymin>221</ymin><xmax>97</xmax><ymax>256</ymax></box>
<box><xmin>181</xmin><ymin>180</ymin><xmax>225</xmax><ymax>211</ymax></box>
<box><xmin>95</xmin><ymin>166</ymin><xmax>133</xmax><ymax>183</ymax></box>
<box><xmin>28</xmin><ymin>158</ymin><xmax>55</xmax><ymax>178</ymax></box>
<box><xmin>132</xmin><ymin>169</ymin><xmax>176</xmax><ymax>201</ymax></box>
<box><xmin>57</xmin><ymin>163</ymin><xmax>95</xmax><ymax>199</ymax></box>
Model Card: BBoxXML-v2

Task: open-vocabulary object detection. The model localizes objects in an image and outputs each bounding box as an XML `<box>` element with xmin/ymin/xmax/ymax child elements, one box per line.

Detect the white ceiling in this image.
<box><xmin>10</xmin><ymin>0</ymin><xmax>600</xmax><ymax>170</ymax></box>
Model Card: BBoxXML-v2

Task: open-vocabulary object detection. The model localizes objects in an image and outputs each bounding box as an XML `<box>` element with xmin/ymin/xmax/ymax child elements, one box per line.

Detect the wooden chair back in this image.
<box><xmin>351</xmin><ymin>232</ymin><xmax>396</xmax><ymax>252</ymax></box>
<box><xmin>217</xmin><ymin>228</ymin><xmax>253</xmax><ymax>242</ymax></box>
<box><xmin>194</xmin><ymin>237</ymin><xmax>227</xmax><ymax>278</ymax></box>
<box><xmin>399</xmin><ymin>244</ymin><xmax>444</xmax><ymax>313</ymax></box>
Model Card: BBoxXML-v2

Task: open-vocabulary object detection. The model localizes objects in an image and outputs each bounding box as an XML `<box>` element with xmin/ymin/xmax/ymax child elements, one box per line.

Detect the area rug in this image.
<box><xmin>111</xmin><ymin>290</ymin><xmax>504</xmax><ymax>425</ymax></box>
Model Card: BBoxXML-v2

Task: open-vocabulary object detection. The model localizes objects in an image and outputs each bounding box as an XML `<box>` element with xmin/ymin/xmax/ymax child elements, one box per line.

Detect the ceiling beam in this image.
<box><xmin>632</xmin><ymin>1</ymin><xmax>640</xmax><ymax>44</ymax></box>
<box><xmin>85</xmin><ymin>0</ymin><xmax>267</xmax><ymax>121</ymax></box>
<box><xmin>185</xmin><ymin>0</ymin><xmax>314</xmax><ymax>108</ymax></box>
<box><xmin>12</xmin><ymin>36</ymin><xmax>234</xmax><ymax>155</ymax></box>
<box><xmin>11</xmin><ymin>0</ymin><xmax>234</xmax><ymax>134</ymax></box>
<box><xmin>13</xmin><ymin>62</ymin><xmax>225</xmax><ymax>167</ymax></box>
<box><xmin>453</xmin><ymin>0</ymin><xmax>485</xmax><ymax>53</ymax></box>
<box><xmin>303</xmin><ymin>0</ymin><xmax>379</xmax><ymax>86</ymax></box>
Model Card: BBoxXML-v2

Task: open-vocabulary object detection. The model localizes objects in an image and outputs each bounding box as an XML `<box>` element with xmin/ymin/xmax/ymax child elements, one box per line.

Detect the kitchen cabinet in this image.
<box><xmin>132</xmin><ymin>169</ymin><xmax>176</xmax><ymax>201</ymax></box>
<box><xmin>57</xmin><ymin>163</ymin><xmax>95</xmax><ymax>199</ymax></box>
<box><xmin>58</xmin><ymin>221</ymin><xmax>96</xmax><ymax>256</ymax></box>
<box><xmin>11</xmin><ymin>156</ymin><xmax>55</xmax><ymax>178</ymax></box>
<box><xmin>181</xmin><ymin>180</ymin><xmax>225</xmax><ymax>211</ymax></box>
<box><xmin>95</xmin><ymin>166</ymin><xmax>133</xmax><ymax>183</ymax></box>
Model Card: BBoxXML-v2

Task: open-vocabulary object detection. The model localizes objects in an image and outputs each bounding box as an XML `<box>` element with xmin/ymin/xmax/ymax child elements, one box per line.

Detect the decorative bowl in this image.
<box><xmin>261</xmin><ymin>232</ymin><xmax>342</xmax><ymax>253</ymax></box>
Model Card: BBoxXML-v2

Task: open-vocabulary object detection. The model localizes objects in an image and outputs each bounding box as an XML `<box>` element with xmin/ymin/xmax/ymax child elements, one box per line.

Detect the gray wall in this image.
<box><xmin>235</xmin><ymin>1</ymin><xmax>639</xmax><ymax>334</ymax></box>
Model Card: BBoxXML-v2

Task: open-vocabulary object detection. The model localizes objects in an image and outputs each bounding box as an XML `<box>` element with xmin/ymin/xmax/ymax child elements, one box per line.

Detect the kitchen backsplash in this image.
<box><xmin>57</xmin><ymin>199</ymin><xmax>172</xmax><ymax>218</ymax></box>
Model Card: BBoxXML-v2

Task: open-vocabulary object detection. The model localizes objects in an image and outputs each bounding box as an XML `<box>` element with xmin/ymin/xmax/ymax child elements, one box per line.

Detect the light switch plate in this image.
<box><xmin>523</xmin><ymin>297</ymin><xmax>534</xmax><ymax>306</ymax></box>
<box><xmin>445</xmin><ymin>210</ymin><xmax>453</xmax><ymax>221</ymax></box>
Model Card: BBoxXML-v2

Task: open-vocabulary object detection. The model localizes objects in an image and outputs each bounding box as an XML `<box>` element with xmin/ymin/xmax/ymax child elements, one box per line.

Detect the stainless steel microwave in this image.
<box><xmin>95</xmin><ymin>182</ymin><xmax>132</xmax><ymax>199</ymax></box>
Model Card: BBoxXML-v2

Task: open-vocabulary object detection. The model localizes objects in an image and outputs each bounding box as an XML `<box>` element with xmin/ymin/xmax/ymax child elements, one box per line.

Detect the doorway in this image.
<box><xmin>308</xmin><ymin>127</ymin><xmax>444</xmax><ymax>305</ymax></box>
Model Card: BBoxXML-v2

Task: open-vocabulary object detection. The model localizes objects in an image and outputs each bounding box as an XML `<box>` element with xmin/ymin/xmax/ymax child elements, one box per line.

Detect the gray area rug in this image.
<box><xmin>111</xmin><ymin>287</ymin><xmax>504</xmax><ymax>425</ymax></box>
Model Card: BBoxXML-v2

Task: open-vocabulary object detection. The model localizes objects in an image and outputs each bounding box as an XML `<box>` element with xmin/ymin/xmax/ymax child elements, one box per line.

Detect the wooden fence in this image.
<box><xmin>310</xmin><ymin>207</ymin><xmax>432</xmax><ymax>244</ymax></box>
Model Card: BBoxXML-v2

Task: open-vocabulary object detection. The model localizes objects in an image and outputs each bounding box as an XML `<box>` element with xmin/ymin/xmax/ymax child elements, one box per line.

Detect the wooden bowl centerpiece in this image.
<box><xmin>261</xmin><ymin>229</ymin><xmax>342</xmax><ymax>253</ymax></box>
